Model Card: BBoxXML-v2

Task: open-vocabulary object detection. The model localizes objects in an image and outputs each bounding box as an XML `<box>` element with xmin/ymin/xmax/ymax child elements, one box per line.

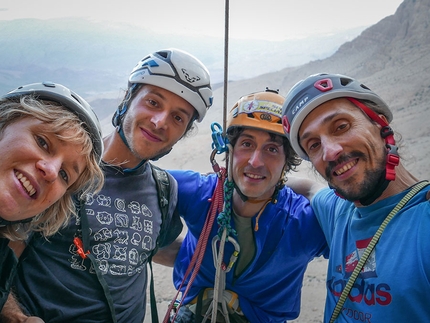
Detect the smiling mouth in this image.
<box><xmin>15</xmin><ymin>171</ymin><xmax>36</xmax><ymax>197</ymax></box>
<box><xmin>142</xmin><ymin>127</ymin><xmax>162</xmax><ymax>142</ymax></box>
<box><xmin>245</xmin><ymin>173</ymin><xmax>264</xmax><ymax>180</ymax></box>
<box><xmin>334</xmin><ymin>160</ymin><xmax>358</xmax><ymax>176</ymax></box>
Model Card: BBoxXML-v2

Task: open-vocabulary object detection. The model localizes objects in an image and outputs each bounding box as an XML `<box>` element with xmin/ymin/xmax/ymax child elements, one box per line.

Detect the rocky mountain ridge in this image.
<box><xmin>155</xmin><ymin>0</ymin><xmax>430</xmax><ymax>180</ymax></box>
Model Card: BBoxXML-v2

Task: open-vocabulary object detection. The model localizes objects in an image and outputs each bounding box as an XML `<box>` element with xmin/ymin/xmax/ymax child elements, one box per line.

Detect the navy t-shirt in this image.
<box><xmin>0</xmin><ymin>238</ymin><xmax>18</xmax><ymax>312</ymax></box>
<box><xmin>14</xmin><ymin>162</ymin><xmax>181</xmax><ymax>323</ymax></box>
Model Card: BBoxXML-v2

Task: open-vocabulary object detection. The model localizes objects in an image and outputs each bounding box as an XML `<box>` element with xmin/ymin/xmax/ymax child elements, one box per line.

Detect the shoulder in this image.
<box><xmin>275</xmin><ymin>186</ymin><xmax>314</xmax><ymax>219</ymax></box>
<box><xmin>312</xmin><ymin>187</ymin><xmax>339</xmax><ymax>205</ymax></box>
<box><xmin>168</xmin><ymin>169</ymin><xmax>217</xmax><ymax>189</ymax></box>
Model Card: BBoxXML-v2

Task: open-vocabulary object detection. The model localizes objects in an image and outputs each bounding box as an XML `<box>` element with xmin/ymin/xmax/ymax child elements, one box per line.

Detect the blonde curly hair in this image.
<box><xmin>0</xmin><ymin>95</ymin><xmax>104</xmax><ymax>240</ymax></box>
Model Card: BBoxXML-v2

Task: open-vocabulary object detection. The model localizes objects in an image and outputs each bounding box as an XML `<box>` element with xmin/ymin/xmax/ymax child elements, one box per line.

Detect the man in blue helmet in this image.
<box><xmin>281</xmin><ymin>73</ymin><xmax>430</xmax><ymax>322</ymax></box>
<box><xmin>7</xmin><ymin>49</ymin><xmax>213</xmax><ymax>323</ymax></box>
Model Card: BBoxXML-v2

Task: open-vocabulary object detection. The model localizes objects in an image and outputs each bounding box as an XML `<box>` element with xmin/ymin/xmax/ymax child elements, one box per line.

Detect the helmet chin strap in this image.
<box><xmin>0</xmin><ymin>217</ymin><xmax>33</xmax><ymax>227</ymax></box>
<box><xmin>331</xmin><ymin>98</ymin><xmax>400</xmax><ymax>205</ymax></box>
<box><xmin>347</xmin><ymin>98</ymin><xmax>399</xmax><ymax>181</ymax></box>
<box><xmin>358</xmin><ymin>170</ymin><xmax>390</xmax><ymax>206</ymax></box>
<box><xmin>330</xmin><ymin>170</ymin><xmax>389</xmax><ymax>206</ymax></box>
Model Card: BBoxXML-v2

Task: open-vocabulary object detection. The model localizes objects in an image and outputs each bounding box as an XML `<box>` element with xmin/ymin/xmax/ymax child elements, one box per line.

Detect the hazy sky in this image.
<box><xmin>0</xmin><ymin>0</ymin><xmax>403</xmax><ymax>41</ymax></box>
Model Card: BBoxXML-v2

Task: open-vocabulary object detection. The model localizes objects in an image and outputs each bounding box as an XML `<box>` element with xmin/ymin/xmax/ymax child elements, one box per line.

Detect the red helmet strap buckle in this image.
<box><xmin>347</xmin><ymin>98</ymin><xmax>399</xmax><ymax>181</ymax></box>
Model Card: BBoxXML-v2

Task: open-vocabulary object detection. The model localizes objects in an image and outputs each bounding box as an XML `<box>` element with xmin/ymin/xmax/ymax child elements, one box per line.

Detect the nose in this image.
<box><xmin>248</xmin><ymin>149</ymin><xmax>264</xmax><ymax>168</ymax></box>
<box><xmin>151</xmin><ymin>110</ymin><xmax>169</xmax><ymax>129</ymax></box>
<box><xmin>321</xmin><ymin>137</ymin><xmax>343</xmax><ymax>161</ymax></box>
<box><xmin>37</xmin><ymin>158</ymin><xmax>61</xmax><ymax>183</ymax></box>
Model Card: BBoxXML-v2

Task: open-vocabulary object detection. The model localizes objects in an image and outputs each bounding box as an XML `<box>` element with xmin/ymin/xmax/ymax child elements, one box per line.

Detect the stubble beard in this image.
<box><xmin>326</xmin><ymin>150</ymin><xmax>387</xmax><ymax>202</ymax></box>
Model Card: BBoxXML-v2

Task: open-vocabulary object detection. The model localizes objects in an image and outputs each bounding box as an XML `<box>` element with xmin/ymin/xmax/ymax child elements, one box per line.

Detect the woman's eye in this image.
<box><xmin>59</xmin><ymin>169</ymin><xmax>69</xmax><ymax>184</ymax></box>
<box><xmin>36</xmin><ymin>136</ymin><xmax>48</xmax><ymax>150</ymax></box>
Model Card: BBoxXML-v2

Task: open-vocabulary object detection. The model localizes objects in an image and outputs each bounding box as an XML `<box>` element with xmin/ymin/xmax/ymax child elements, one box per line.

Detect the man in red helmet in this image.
<box><xmin>282</xmin><ymin>73</ymin><xmax>430</xmax><ymax>322</ymax></box>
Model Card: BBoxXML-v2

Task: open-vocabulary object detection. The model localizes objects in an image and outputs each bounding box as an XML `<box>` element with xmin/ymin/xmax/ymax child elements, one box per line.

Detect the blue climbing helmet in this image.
<box><xmin>2</xmin><ymin>81</ymin><xmax>104</xmax><ymax>162</ymax></box>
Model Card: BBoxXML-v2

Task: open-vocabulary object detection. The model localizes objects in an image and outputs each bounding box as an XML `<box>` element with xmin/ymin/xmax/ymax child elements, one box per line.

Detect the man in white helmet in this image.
<box><xmin>282</xmin><ymin>73</ymin><xmax>430</xmax><ymax>322</ymax></box>
<box><xmin>7</xmin><ymin>49</ymin><xmax>213</xmax><ymax>323</ymax></box>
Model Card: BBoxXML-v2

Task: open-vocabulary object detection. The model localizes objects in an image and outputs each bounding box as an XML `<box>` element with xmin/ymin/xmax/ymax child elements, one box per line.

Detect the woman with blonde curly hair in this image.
<box><xmin>0</xmin><ymin>82</ymin><xmax>104</xmax><ymax>311</ymax></box>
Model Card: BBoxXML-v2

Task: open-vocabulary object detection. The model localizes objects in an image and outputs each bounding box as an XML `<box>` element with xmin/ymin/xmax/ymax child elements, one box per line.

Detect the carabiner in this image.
<box><xmin>212</xmin><ymin>234</ymin><xmax>240</xmax><ymax>273</ymax></box>
<box><xmin>211</xmin><ymin>122</ymin><xmax>228</xmax><ymax>154</ymax></box>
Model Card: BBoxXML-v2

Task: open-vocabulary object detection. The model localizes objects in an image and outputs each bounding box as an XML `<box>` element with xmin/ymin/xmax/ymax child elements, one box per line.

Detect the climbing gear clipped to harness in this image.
<box><xmin>165</xmin><ymin>147</ymin><xmax>228</xmax><ymax>323</ymax></box>
<box><xmin>166</xmin><ymin>1</ymin><xmax>247</xmax><ymax>321</ymax></box>
<box><xmin>203</xmin><ymin>227</ymin><xmax>240</xmax><ymax>323</ymax></box>
<box><xmin>329</xmin><ymin>180</ymin><xmax>430</xmax><ymax>323</ymax></box>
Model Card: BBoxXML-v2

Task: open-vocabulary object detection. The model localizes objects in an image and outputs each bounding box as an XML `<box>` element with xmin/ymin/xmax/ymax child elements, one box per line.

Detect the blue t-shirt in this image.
<box><xmin>170</xmin><ymin>170</ymin><xmax>329</xmax><ymax>323</ymax></box>
<box><xmin>14</xmin><ymin>162</ymin><xmax>181</xmax><ymax>323</ymax></box>
<box><xmin>312</xmin><ymin>185</ymin><xmax>430</xmax><ymax>322</ymax></box>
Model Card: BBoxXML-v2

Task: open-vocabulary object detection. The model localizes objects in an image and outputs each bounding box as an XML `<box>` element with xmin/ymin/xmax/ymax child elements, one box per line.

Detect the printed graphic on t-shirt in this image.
<box><xmin>328</xmin><ymin>236</ymin><xmax>392</xmax><ymax>314</ymax></box>
<box><xmin>341</xmin><ymin>237</ymin><xmax>377</xmax><ymax>279</ymax></box>
<box><xmin>68</xmin><ymin>192</ymin><xmax>157</xmax><ymax>276</ymax></box>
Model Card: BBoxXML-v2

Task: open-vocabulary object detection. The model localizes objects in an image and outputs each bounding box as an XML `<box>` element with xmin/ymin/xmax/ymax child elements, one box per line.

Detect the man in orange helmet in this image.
<box><xmin>169</xmin><ymin>88</ymin><xmax>329</xmax><ymax>323</ymax></box>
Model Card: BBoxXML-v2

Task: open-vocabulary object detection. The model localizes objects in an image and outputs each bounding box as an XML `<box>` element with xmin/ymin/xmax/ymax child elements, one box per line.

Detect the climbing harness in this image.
<box><xmin>329</xmin><ymin>180</ymin><xmax>430</xmax><ymax>323</ymax></box>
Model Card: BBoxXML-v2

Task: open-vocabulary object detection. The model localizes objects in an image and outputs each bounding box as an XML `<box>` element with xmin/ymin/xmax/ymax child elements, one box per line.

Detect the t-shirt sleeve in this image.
<box><xmin>168</xmin><ymin>169</ymin><xmax>216</xmax><ymax>225</ymax></box>
<box><xmin>311</xmin><ymin>187</ymin><xmax>338</xmax><ymax>245</ymax></box>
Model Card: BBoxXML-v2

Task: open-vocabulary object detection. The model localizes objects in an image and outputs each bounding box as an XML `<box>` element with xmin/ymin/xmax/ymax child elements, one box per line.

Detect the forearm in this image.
<box><xmin>152</xmin><ymin>236</ymin><xmax>183</xmax><ymax>267</ymax></box>
<box><xmin>0</xmin><ymin>293</ymin><xmax>44</xmax><ymax>323</ymax></box>
<box><xmin>287</xmin><ymin>176</ymin><xmax>326</xmax><ymax>201</ymax></box>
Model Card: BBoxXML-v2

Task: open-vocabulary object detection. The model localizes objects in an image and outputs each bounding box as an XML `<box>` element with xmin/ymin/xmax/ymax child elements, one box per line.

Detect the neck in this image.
<box><xmin>232</xmin><ymin>191</ymin><xmax>271</xmax><ymax>218</ymax></box>
<box><xmin>101</xmin><ymin>131</ymin><xmax>142</xmax><ymax>168</ymax></box>
<box><xmin>354</xmin><ymin>162</ymin><xmax>420</xmax><ymax>207</ymax></box>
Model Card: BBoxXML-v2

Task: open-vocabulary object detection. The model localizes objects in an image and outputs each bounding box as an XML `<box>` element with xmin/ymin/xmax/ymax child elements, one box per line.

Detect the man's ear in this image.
<box><xmin>379</xmin><ymin>114</ymin><xmax>389</xmax><ymax>125</ymax></box>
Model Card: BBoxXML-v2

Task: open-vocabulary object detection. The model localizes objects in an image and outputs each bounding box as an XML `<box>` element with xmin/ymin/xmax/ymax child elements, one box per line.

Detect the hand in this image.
<box><xmin>1</xmin><ymin>293</ymin><xmax>45</xmax><ymax>323</ymax></box>
<box><xmin>23</xmin><ymin>317</ymin><xmax>45</xmax><ymax>323</ymax></box>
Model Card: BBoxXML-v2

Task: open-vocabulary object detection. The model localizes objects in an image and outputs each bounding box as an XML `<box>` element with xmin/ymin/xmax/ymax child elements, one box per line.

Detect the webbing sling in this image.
<box><xmin>329</xmin><ymin>180</ymin><xmax>430</xmax><ymax>323</ymax></box>
<box><xmin>78</xmin><ymin>163</ymin><xmax>171</xmax><ymax>323</ymax></box>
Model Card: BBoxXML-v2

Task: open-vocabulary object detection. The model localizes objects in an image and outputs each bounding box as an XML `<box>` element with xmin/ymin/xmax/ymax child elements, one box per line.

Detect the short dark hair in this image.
<box><xmin>226</xmin><ymin>127</ymin><xmax>302</xmax><ymax>172</ymax></box>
